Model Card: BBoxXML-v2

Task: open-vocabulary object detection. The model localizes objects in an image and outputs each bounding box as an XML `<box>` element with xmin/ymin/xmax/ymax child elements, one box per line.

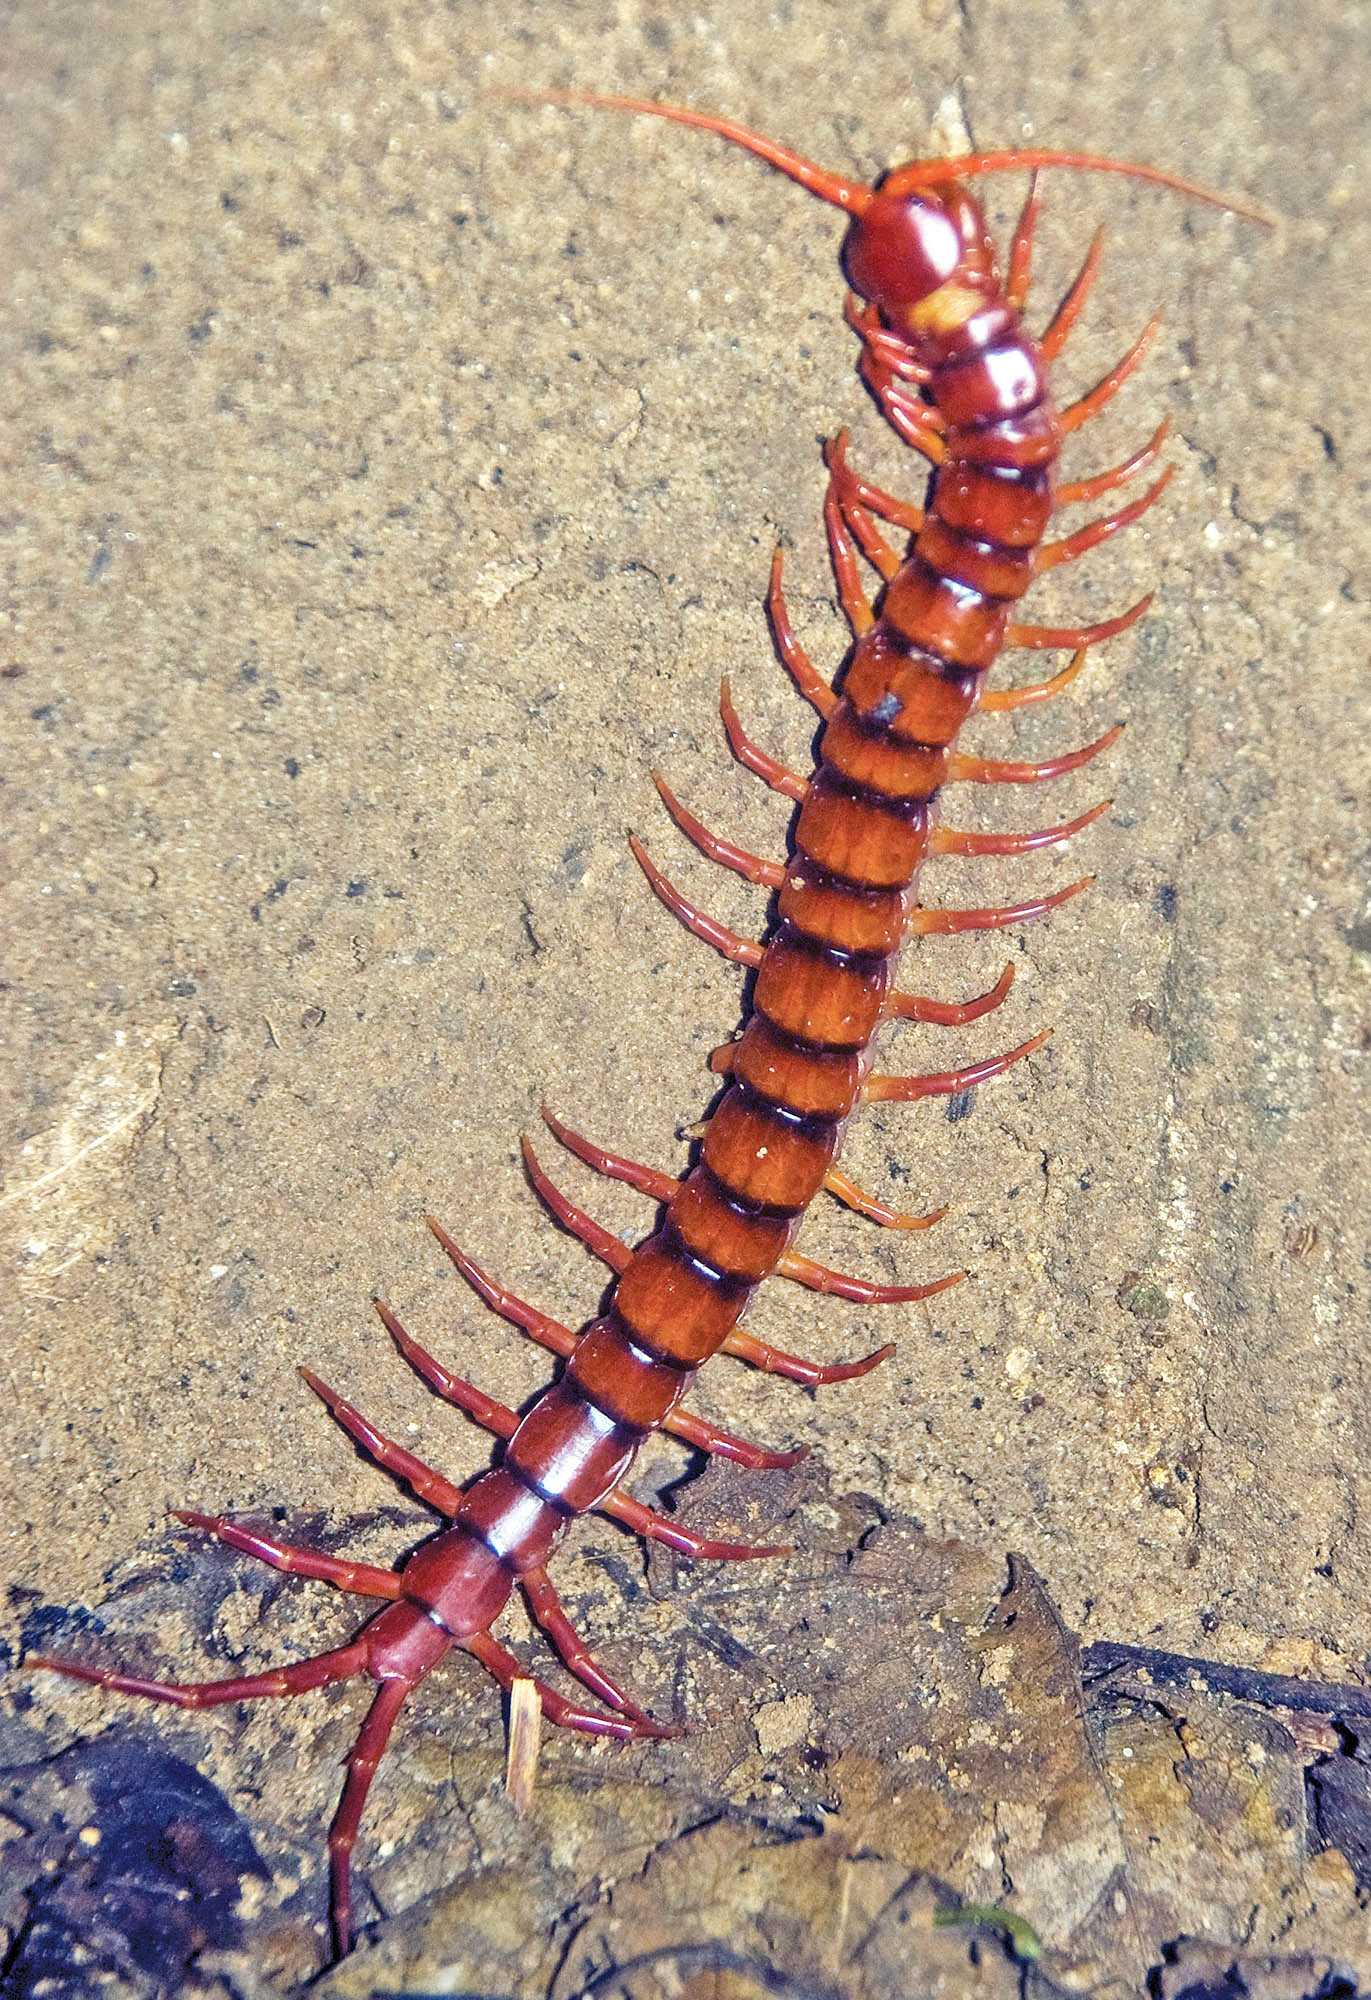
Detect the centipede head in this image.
<box><xmin>841</xmin><ymin>176</ymin><xmax>1000</xmax><ymax>334</ymax></box>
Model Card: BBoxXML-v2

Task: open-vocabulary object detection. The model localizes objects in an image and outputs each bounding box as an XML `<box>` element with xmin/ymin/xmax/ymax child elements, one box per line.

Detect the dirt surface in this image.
<box><xmin>3</xmin><ymin>0</ymin><xmax>1369</xmax><ymax>1989</ymax></box>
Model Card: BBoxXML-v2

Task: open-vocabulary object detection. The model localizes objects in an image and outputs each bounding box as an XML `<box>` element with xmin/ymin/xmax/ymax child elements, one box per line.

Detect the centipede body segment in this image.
<box><xmin>31</xmin><ymin>94</ymin><xmax>1262</xmax><ymax>1958</ymax></box>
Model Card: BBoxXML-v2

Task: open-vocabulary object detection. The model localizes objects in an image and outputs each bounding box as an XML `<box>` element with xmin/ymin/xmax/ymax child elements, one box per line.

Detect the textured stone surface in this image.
<box><xmin>4</xmin><ymin>0</ymin><xmax>1368</xmax><ymax>1986</ymax></box>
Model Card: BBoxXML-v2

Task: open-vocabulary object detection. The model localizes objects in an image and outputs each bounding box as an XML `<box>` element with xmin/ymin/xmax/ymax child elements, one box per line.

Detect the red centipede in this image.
<box><xmin>30</xmin><ymin>94</ymin><xmax>1266</xmax><ymax>1958</ymax></box>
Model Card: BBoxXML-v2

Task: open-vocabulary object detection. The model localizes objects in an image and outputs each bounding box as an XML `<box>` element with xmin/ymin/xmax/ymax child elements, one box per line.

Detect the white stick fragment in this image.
<box><xmin>505</xmin><ymin>1676</ymin><xmax>542</xmax><ymax>1814</ymax></box>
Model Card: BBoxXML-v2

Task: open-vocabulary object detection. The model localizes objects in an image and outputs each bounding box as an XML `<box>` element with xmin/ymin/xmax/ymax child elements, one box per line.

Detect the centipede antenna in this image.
<box><xmin>883</xmin><ymin>148</ymin><xmax>1275</xmax><ymax>227</ymax></box>
<box><xmin>510</xmin><ymin>87</ymin><xmax>871</xmax><ymax>213</ymax></box>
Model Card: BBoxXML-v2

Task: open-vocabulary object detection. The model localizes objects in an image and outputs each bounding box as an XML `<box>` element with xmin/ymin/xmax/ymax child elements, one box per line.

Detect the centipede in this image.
<box><xmin>30</xmin><ymin>93</ymin><xmax>1267</xmax><ymax>1958</ymax></box>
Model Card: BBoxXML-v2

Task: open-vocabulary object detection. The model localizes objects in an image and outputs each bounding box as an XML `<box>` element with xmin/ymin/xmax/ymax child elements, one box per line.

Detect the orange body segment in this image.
<box><xmin>778</xmin><ymin>862</ymin><xmax>906</xmax><ymax>954</ymax></box>
<box><xmin>730</xmin><ymin>1014</ymin><xmax>865</xmax><ymax>1119</ymax></box>
<box><xmin>842</xmin><ymin>629</ymin><xmax>981</xmax><ymax>742</ymax></box>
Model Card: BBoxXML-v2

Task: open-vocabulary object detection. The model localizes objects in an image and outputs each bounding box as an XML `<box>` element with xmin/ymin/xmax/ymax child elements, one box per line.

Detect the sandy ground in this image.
<box><xmin>3</xmin><ymin>0</ymin><xmax>1369</xmax><ymax>1983</ymax></box>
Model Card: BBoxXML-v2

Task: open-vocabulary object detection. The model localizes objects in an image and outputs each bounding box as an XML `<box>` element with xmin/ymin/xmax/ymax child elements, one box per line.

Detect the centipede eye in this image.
<box><xmin>842</xmin><ymin>193</ymin><xmax>962</xmax><ymax>317</ymax></box>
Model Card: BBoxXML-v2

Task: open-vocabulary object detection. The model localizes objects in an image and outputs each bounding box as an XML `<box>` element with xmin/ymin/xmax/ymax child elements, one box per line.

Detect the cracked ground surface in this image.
<box><xmin>3</xmin><ymin>0</ymin><xmax>1369</xmax><ymax>1990</ymax></box>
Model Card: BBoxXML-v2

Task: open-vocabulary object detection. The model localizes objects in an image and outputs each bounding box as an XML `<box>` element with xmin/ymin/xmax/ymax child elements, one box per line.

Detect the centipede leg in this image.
<box><xmin>465</xmin><ymin>1630</ymin><xmax>669</xmax><ymax>1741</ymax></box>
<box><xmin>820</xmin><ymin>1166</ymin><xmax>945</xmax><ymax>1230</ymax></box>
<box><xmin>599</xmin><ymin>1485</ymin><xmax>792</xmax><ymax>1561</ymax></box>
<box><xmin>1035</xmin><ymin>469</ymin><xmax>1172</xmax><ymax>572</ymax></box>
<box><xmin>668</xmin><ymin>1410</ymin><xmax>807</xmax><ymax>1470</ymax></box>
<box><xmin>950</xmin><ymin>723</ymin><xmax>1123</xmax><ymax>785</ymax></box>
<box><xmin>1006</xmin><ymin>170</ymin><xmax>1044</xmax><ymax>311</ymax></box>
<box><xmin>859</xmin><ymin>352</ymin><xmax>942</xmax><ymax>455</ymax></box>
<box><xmin>30</xmin><ymin>1632</ymin><xmax>374</xmax><ymax>1710</ymax></box>
<box><xmin>630</xmin><ymin>836</ymin><xmax>763</xmax><ymax>966</ymax></box>
<box><xmin>930</xmin><ymin>799</ymin><xmax>1110</xmax><ymax>857</ymax></box>
<box><xmin>330</xmin><ymin>1676</ymin><xmax>410</xmax><ymax>1957</ymax></box>
<box><xmin>723</xmin><ymin>1326</ymin><xmax>896</xmax><ymax>1388</ymax></box>
<box><xmin>1006</xmin><ymin>595</ymin><xmax>1151</xmax><ymax>649</ymax></box>
<box><xmin>823</xmin><ymin>480</ymin><xmax>878</xmax><ymax>632</ymax></box>
<box><xmin>767</xmin><ymin>548</ymin><xmax>838</xmax><ymax>715</ymax></box>
<box><xmin>522</xmin><ymin>1137</ymin><xmax>632</xmax><ymax>1273</ymax></box>
<box><xmin>776</xmin><ymin>1248</ymin><xmax>962</xmax><ymax>1305</ymax></box>
<box><xmin>863</xmin><ymin>1029</ymin><xmax>1050</xmax><ymax>1104</ymax></box>
<box><xmin>822</xmin><ymin>426</ymin><xmax>923</xmax><ymax>533</ymax></box>
<box><xmin>850</xmin><ymin>314</ymin><xmax>946</xmax><ymax>464</ymax></box>
<box><xmin>1055</xmin><ymin>419</ymin><xmax>1169</xmax><ymax>506</ymax></box>
<box><xmin>719</xmin><ymin>677</ymin><xmax>807</xmax><ymax>799</ymax></box>
<box><xmin>883</xmin><ymin>961</ymin><xmax>1017</xmax><ymax>1023</ymax></box>
<box><xmin>824</xmin><ymin>445</ymin><xmax>901</xmax><ymax>588</ymax></box>
<box><xmin>1039</xmin><ymin>229</ymin><xmax>1104</xmax><ymax>361</ymax></box>
<box><xmin>978</xmin><ymin>647</ymin><xmax>1091</xmax><ymax>713</ymax></box>
<box><xmin>872</xmin><ymin>380</ymin><xmax>948</xmax><ymax>460</ymax></box>
<box><xmin>845</xmin><ymin>293</ymin><xmax>933</xmax><ymax>384</ymax></box>
<box><xmin>1060</xmin><ymin>313</ymin><xmax>1162</xmax><ymax>433</ymax></box>
<box><xmin>908</xmin><ymin>875</ymin><xmax>1092</xmax><ymax>934</ymax></box>
<box><xmin>301</xmin><ymin>1363</ymin><xmax>470</xmax><ymax>1513</ymax></box>
<box><xmin>172</xmin><ymin>1510</ymin><xmax>403</xmax><ymax>1599</ymax></box>
<box><xmin>428</xmin><ymin>1217</ymin><xmax>580</xmax><ymax>1365</ymax></box>
<box><xmin>541</xmin><ymin>1107</ymin><xmax>679</xmax><ymax>1200</ymax></box>
<box><xmin>652</xmin><ymin>770</ymin><xmax>785</xmax><ymax>887</ymax></box>
<box><xmin>522</xmin><ymin>1566</ymin><xmax>667</xmax><ymax>1726</ymax></box>
<box><xmin>378</xmin><ymin>1303</ymin><xmax>522</xmax><ymax>1441</ymax></box>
